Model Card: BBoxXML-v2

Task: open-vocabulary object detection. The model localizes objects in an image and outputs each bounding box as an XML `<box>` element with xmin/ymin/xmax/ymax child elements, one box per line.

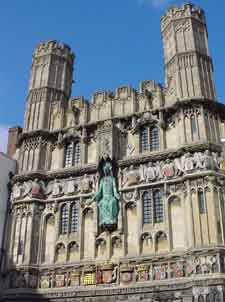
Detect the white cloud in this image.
<box><xmin>138</xmin><ymin>0</ymin><xmax>171</xmax><ymax>8</ymax></box>
<box><xmin>0</xmin><ymin>125</ymin><xmax>9</xmax><ymax>153</ymax></box>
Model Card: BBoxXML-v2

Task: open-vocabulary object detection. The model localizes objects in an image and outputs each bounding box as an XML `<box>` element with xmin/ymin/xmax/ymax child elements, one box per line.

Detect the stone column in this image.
<box><xmin>186</xmin><ymin>180</ymin><xmax>195</xmax><ymax>248</ymax></box>
<box><xmin>57</xmin><ymin>145</ymin><xmax>65</xmax><ymax>169</ymax></box>
<box><xmin>24</xmin><ymin>213</ymin><xmax>33</xmax><ymax>264</ymax></box>
<box><xmin>218</xmin><ymin>190</ymin><xmax>225</xmax><ymax>244</ymax></box>
<box><xmin>159</xmin><ymin>111</ymin><xmax>166</xmax><ymax>151</ymax></box>
<box><xmin>200</xmin><ymin>106</ymin><xmax>207</xmax><ymax>141</ymax></box>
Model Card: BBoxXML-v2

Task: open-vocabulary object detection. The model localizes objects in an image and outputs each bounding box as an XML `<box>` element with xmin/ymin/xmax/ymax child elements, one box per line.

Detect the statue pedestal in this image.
<box><xmin>101</xmin><ymin>223</ymin><xmax>117</xmax><ymax>233</ymax></box>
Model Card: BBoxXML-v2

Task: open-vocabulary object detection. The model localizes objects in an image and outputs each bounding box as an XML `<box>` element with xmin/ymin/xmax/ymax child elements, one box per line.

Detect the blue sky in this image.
<box><xmin>0</xmin><ymin>0</ymin><xmax>225</xmax><ymax>151</ymax></box>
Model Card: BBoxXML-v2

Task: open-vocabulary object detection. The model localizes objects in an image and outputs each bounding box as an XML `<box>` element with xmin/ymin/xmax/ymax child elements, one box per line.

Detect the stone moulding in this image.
<box><xmin>12</xmin><ymin>142</ymin><xmax>223</xmax><ymax>183</ymax></box>
<box><xmin>11</xmin><ymin>169</ymin><xmax>225</xmax><ymax>205</ymax></box>
<box><xmin>1</xmin><ymin>278</ymin><xmax>225</xmax><ymax>301</ymax></box>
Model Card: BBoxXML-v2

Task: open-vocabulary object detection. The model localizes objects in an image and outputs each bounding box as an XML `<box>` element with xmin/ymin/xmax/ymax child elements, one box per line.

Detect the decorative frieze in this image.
<box><xmin>3</xmin><ymin>250</ymin><xmax>223</xmax><ymax>291</ymax></box>
<box><xmin>121</xmin><ymin>150</ymin><xmax>224</xmax><ymax>189</ymax></box>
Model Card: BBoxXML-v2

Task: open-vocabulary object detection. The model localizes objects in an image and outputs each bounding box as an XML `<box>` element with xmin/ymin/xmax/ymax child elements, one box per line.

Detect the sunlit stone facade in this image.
<box><xmin>2</xmin><ymin>3</ymin><xmax>225</xmax><ymax>302</ymax></box>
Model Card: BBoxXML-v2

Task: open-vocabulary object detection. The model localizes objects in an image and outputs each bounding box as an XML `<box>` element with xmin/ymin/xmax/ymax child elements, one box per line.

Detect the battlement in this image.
<box><xmin>91</xmin><ymin>91</ymin><xmax>114</xmax><ymax>105</ymax></box>
<box><xmin>161</xmin><ymin>3</ymin><xmax>206</xmax><ymax>32</ymax></box>
<box><xmin>139</xmin><ymin>80</ymin><xmax>162</xmax><ymax>94</ymax></box>
<box><xmin>33</xmin><ymin>40</ymin><xmax>74</xmax><ymax>63</ymax></box>
<box><xmin>88</xmin><ymin>81</ymin><xmax>162</xmax><ymax>105</ymax></box>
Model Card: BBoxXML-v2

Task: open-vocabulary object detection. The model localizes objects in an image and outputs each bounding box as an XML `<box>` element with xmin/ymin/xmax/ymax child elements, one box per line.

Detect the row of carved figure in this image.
<box><xmin>122</xmin><ymin>150</ymin><xmax>224</xmax><ymax>187</ymax></box>
<box><xmin>11</xmin><ymin>150</ymin><xmax>224</xmax><ymax>201</ymax></box>
<box><xmin>2</xmin><ymin>254</ymin><xmax>221</xmax><ymax>290</ymax></box>
<box><xmin>12</xmin><ymin>174</ymin><xmax>98</xmax><ymax>201</ymax></box>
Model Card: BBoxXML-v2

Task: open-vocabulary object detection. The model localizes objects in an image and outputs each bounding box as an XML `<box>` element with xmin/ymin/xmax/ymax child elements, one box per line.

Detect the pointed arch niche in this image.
<box><xmin>169</xmin><ymin>195</ymin><xmax>186</xmax><ymax>250</ymax></box>
<box><xmin>125</xmin><ymin>202</ymin><xmax>139</xmax><ymax>256</ymax></box>
<box><xmin>42</xmin><ymin>214</ymin><xmax>55</xmax><ymax>263</ymax></box>
<box><xmin>81</xmin><ymin>208</ymin><xmax>95</xmax><ymax>259</ymax></box>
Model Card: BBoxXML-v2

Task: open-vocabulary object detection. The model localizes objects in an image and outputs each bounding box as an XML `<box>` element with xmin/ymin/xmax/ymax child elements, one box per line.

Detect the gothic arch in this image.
<box><xmin>42</xmin><ymin>214</ymin><xmax>55</xmax><ymax>263</ymax></box>
<box><xmin>96</xmin><ymin>238</ymin><xmax>107</xmax><ymax>258</ymax></box>
<box><xmin>55</xmin><ymin>242</ymin><xmax>66</xmax><ymax>263</ymax></box>
<box><xmin>68</xmin><ymin>241</ymin><xmax>79</xmax><ymax>262</ymax></box>
<box><xmin>59</xmin><ymin>203</ymin><xmax>69</xmax><ymax>235</ymax></box>
<box><xmin>81</xmin><ymin>207</ymin><xmax>95</xmax><ymax>259</ymax></box>
<box><xmin>168</xmin><ymin>194</ymin><xmax>187</xmax><ymax>250</ymax></box>
<box><xmin>155</xmin><ymin>231</ymin><xmax>168</xmax><ymax>253</ymax></box>
<box><xmin>111</xmin><ymin>236</ymin><xmax>123</xmax><ymax>258</ymax></box>
<box><xmin>125</xmin><ymin>201</ymin><xmax>139</xmax><ymax>256</ymax></box>
<box><xmin>139</xmin><ymin>122</ymin><xmax>160</xmax><ymax>153</ymax></box>
<box><xmin>141</xmin><ymin>232</ymin><xmax>153</xmax><ymax>255</ymax></box>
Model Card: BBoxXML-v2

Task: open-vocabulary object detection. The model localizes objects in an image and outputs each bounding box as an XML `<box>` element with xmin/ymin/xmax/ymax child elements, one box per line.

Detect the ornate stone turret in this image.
<box><xmin>161</xmin><ymin>3</ymin><xmax>216</xmax><ymax>102</ymax></box>
<box><xmin>24</xmin><ymin>40</ymin><xmax>74</xmax><ymax>131</ymax></box>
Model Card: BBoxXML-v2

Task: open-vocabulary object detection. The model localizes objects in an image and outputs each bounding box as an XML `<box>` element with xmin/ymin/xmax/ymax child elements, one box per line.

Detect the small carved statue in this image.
<box><xmin>52</xmin><ymin>179</ymin><xmax>62</xmax><ymax>197</ymax></box>
<box><xmin>139</xmin><ymin>164</ymin><xmax>145</xmax><ymax>182</ymax></box>
<box><xmin>193</xmin><ymin>152</ymin><xmax>205</xmax><ymax>169</ymax></box>
<box><xmin>212</xmin><ymin>152</ymin><xmax>220</xmax><ymax>169</ymax></box>
<box><xmin>12</xmin><ymin>183</ymin><xmax>23</xmax><ymax>200</ymax></box>
<box><xmin>155</xmin><ymin>161</ymin><xmax>163</xmax><ymax>179</ymax></box>
<box><xmin>91</xmin><ymin>173</ymin><xmax>99</xmax><ymax>192</ymax></box>
<box><xmin>66</xmin><ymin>177</ymin><xmax>76</xmax><ymax>195</ymax></box>
<box><xmin>102</xmin><ymin>137</ymin><xmax>111</xmax><ymax>159</ymax></box>
<box><xmin>203</xmin><ymin>150</ymin><xmax>214</xmax><ymax>169</ymax></box>
<box><xmin>174</xmin><ymin>157</ymin><xmax>184</xmax><ymax>176</ymax></box>
<box><xmin>79</xmin><ymin>174</ymin><xmax>91</xmax><ymax>193</ymax></box>
<box><xmin>184</xmin><ymin>152</ymin><xmax>194</xmax><ymax>171</ymax></box>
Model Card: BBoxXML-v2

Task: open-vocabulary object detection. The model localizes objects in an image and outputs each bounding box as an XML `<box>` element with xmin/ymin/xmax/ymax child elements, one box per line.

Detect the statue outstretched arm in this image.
<box><xmin>91</xmin><ymin>180</ymin><xmax>103</xmax><ymax>203</ymax></box>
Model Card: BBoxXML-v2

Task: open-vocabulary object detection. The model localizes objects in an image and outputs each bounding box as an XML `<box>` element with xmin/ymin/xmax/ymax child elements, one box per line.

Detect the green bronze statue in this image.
<box><xmin>91</xmin><ymin>161</ymin><xmax>119</xmax><ymax>232</ymax></box>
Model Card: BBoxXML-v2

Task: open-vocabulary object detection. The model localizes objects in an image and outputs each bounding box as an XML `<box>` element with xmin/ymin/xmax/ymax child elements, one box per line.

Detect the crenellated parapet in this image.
<box><xmin>161</xmin><ymin>3</ymin><xmax>206</xmax><ymax>32</ymax></box>
<box><xmin>33</xmin><ymin>40</ymin><xmax>74</xmax><ymax>64</ymax></box>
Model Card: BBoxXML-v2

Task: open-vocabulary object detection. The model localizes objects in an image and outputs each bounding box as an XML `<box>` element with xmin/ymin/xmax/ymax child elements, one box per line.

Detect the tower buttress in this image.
<box><xmin>24</xmin><ymin>40</ymin><xmax>74</xmax><ymax>131</ymax></box>
<box><xmin>161</xmin><ymin>3</ymin><xmax>216</xmax><ymax>101</ymax></box>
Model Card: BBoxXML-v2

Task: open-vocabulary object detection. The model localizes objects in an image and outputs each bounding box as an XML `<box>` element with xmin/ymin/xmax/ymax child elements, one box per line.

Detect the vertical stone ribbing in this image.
<box><xmin>161</xmin><ymin>3</ymin><xmax>216</xmax><ymax>101</ymax></box>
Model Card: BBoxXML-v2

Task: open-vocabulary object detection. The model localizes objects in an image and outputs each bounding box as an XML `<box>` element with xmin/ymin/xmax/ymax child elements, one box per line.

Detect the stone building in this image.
<box><xmin>0</xmin><ymin>153</ymin><xmax>16</xmax><ymax>267</ymax></box>
<box><xmin>1</xmin><ymin>3</ymin><xmax>225</xmax><ymax>302</ymax></box>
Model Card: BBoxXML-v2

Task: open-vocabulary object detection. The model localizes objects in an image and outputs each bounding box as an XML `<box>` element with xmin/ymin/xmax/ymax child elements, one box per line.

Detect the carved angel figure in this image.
<box><xmin>174</xmin><ymin>158</ymin><xmax>184</xmax><ymax>176</ymax></box>
<box><xmin>183</xmin><ymin>153</ymin><xmax>194</xmax><ymax>171</ymax></box>
<box><xmin>46</xmin><ymin>179</ymin><xmax>62</xmax><ymax>197</ymax></box>
<box><xmin>155</xmin><ymin>161</ymin><xmax>163</xmax><ymax>179</ymax></box>
<box><xmin>193</xmin><ymin>152</ymin><xmax>205</xmax><ymax>169</ymax></box>
<box><xmin>212</xmin><ymin>152</ymin><xmax>220</xmax><ymax>169</ymax></box>
<box><xmin>91</xmin><ymin>173</ymin><xmax>99</xmax><ymax>192</ymax></box>
<box><xmin>52</xmin><ymin>179</ymin><xmax>62</xmax><ymax>197</ymax></box>
<box><xmin>12</xmin><ymin>183</ymin><xmax>23</xmax><ymax>200</ymax></box>
<box><xmin>65</xmin><ymin>177</ymin><xmax>76</xmax><ymax>195</ymax></box>
<box><xmin>203</xmin><ymin>150</ymin><xmax>214</xmax><ymax>169</ymax></box>
<box><xmin>139</xmin><ymin>164</ymin><xmax>145</xmax><ymax>182</ymax></box>
<box><xmin>79</xmin><ymin>174</ymin><xmax>91</xmax><ymax>193</ymax></box>
<box><xmin>122</xmin><ymin>165</ymin><xmax>138</xmax><ymax>187</ymax></box>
